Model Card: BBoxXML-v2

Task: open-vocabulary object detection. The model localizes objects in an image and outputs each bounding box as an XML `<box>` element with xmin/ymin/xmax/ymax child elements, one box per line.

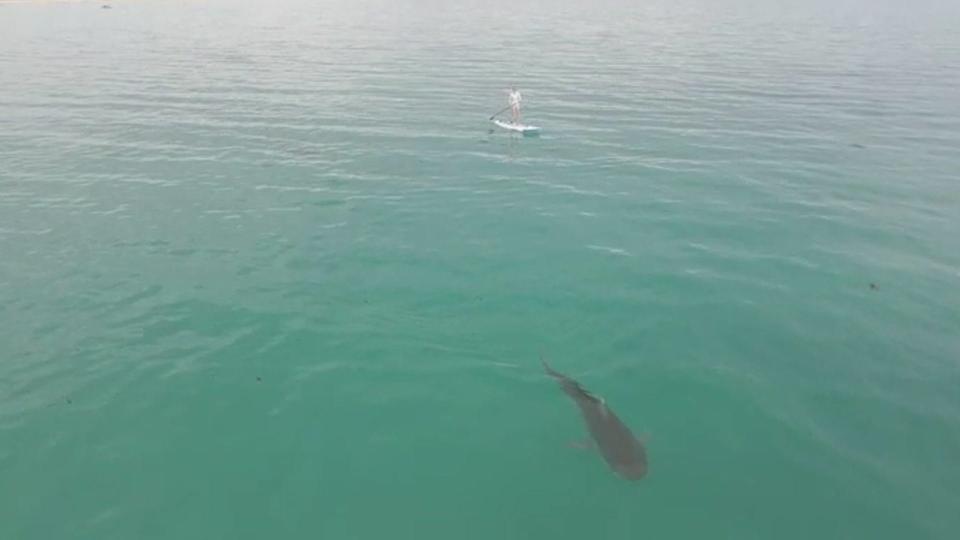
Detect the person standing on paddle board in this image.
<box><xmin>508</xmin><ymin>86</ymin><xmax>523</xmax><ymax>124</ymax></box>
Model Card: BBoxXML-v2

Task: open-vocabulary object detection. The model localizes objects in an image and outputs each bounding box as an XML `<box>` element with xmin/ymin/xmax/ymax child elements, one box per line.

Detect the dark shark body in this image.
<box><xmin>544</xmin><ymin>360</ymin><xmax>647</xmax><ymax>480</ymax></box>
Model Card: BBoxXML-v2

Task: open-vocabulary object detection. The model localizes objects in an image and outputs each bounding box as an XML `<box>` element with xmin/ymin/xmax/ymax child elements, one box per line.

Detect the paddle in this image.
<box><xmin>489</xmin><ymin>105</ymin><xmax>511</xmax><ymax>120</ymax></box>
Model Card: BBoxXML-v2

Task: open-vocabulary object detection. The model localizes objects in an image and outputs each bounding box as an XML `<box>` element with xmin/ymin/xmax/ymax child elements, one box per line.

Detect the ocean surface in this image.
<box><xmin>2</xmin><ymin>0</ymin><xmax>959</xmax><ymax>538</ymax></box>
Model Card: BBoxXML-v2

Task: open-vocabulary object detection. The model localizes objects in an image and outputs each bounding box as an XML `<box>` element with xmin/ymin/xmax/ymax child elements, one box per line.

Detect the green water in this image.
<box><xmin>2</xmin><ymin>0</ymin><xmax>959</xmax><ymax>538</ymax></box>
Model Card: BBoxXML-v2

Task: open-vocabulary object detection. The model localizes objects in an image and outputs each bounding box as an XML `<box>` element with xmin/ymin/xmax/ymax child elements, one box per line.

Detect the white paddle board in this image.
<box><xmin>492</xmin><ymin>119</ymin><xmax>541</xmax><ymax>134</ymax></box>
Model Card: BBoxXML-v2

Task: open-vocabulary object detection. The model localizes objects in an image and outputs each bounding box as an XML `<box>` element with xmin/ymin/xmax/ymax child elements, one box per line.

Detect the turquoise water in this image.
<box><xmin>2</xmin><ymin>0</ymin><xmax>960</xmax><ymax>538</ymax></box>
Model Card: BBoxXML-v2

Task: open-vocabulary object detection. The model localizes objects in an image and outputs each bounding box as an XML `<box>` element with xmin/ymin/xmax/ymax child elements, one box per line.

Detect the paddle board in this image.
<box><xmin>492</xmin><ymin>119</ymin><xmax>541</xmax><ymax>134</ymax></box>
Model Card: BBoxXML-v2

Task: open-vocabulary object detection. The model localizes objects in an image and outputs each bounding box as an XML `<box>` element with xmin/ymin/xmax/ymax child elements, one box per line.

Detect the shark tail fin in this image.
<box><xmin>541</xmin><ymin>356</ymin><xmax>562</xmax><ymax>379</ymax></box>
<box><xmin>541</xmin><ymin>356</ymin><xmax>600</xmax><ymax>403</ymax></box>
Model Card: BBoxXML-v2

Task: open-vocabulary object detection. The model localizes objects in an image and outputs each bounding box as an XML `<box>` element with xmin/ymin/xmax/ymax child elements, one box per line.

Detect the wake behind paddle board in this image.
<box><xmin>492</xmin><ymin>119</ymin><xmax>541</xmax><ymax>135</ymax></box>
